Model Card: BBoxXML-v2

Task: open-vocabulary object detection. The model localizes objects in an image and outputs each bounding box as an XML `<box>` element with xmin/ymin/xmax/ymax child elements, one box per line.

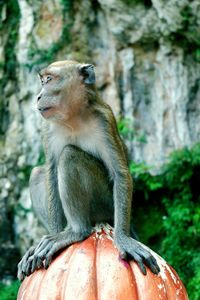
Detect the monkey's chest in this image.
<box><xmin>76</xmin><ymin>133</ymin><xmax>104</xmax><ymax>159</ymax></box>
<box><xmin>49</xmin><ymin>127</ymin><xmax>105</xmax><ymax>163</ymax></box>
<box><xmin>76</xmin><ymin>133</ymin><xmax>113</xmax><ymax>176</ymax></box>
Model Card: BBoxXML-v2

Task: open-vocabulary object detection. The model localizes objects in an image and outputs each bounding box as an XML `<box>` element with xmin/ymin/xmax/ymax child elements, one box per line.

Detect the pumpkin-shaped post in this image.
<box><xmin>17</xmin><ymin>225</ymin><xmax>188</xmax><ymax>300</ymax></box>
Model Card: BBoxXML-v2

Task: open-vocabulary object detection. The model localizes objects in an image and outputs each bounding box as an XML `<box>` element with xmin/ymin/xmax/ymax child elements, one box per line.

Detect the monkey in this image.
<box><xmin>17</xmin><ymin>60</ymin><xmax>160</xmax><ymax>281</ymax></box>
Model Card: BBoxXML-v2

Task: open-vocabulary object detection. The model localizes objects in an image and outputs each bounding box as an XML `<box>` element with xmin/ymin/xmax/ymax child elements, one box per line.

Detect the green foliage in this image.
<box><xmin>130</xmin><ymin>161</ymin><xmax>150</xmax><ymax>175</ymax></box>
<box><xmin>121</xmin><ymin>0</ymin><xmax>152</xmax><ymax>8</ymax></box>
<box><xmin>117</xmin><ymin>117</ymin><xmax>147</xmax><ymax>143</ymax></box>
<box><xmin>0</xmin><ymin>0</ymin><xmax>20</xmax><ymax>82</ymax></box>
<box><xmin>0</xmin><ymin>281</ymin><xmax>20</xmax><ymax>300</ymax></box>
<box><xmin>130</xmin><ymin>144</ymin><xmax>200</xmax><ymax>300</ymax></box>
<box><xmin>18</xmin><ymin>149</ymin><xmax>45</xmax><ymax>185</ymax></box>
<box><xmin>161</xmin><ymin>145</ymin><xmax>200</xmax><ymax>300</ymax></box>
<box><xmin>0</xmin><ymin>0</ymin><xmax>20</xmax><ymax>135</ymax></box>
<box><xmin>118</xmin><ymin>117</ymin><xmax>135</xmax><ymax>140</ymax></box>
<box><xmin>196</xmin><ymin>49</ymin><xmax>200</xmax><ymax>62</ymax></box>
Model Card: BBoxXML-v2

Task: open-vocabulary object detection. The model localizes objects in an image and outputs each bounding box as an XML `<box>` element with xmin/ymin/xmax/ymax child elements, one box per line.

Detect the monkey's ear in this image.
<box><xmin>79</xmin><ymin>64</ymin><xmax>95</xmax><ymax>84</ymax></box>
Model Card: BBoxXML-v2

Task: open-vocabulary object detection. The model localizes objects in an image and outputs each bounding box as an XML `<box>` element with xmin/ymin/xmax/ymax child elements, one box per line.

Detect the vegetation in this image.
<box><xmin>0</xmin><ymin>0</ymin><xmax>20</xmax><ymax>81</ymax></box>
<box><xmin>121</xmin><ymin>0</ymin><xmax>152</xmax><ymax>8</ymax></box>
<box><xmin>0</xmin><ymin>281</ymin><xmax>20</xmax><ymax>300</ymax></box>
<box><xmin>0</xmin><ymin>0</ymin><xmax>20</xmax><ymax>136</ymax></box>
<box><xmin>130</xmin><ymin>143</ymin><xmax>200</xmax><ymax>300</ymax></box>
<box><xmin>118</xmin><ymin>117</ymin><xmax>147</xmax><ymax>143</ymax></box>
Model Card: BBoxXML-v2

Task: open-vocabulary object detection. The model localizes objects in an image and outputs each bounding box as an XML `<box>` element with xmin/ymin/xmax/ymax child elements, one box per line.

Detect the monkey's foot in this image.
<box><xmin>115</xmin><ymin>235</ymin><xmax>160</xmax><ymax>275</ymax></box>
<box><xmin>17</xmin><ymin>246</ymin><xmax>37</xmax><ymax>281</ymax></box>
<box><xmin>17</xmin><ymin>229</ymin><xmax>90</xmax><ymax>280</ymax></box>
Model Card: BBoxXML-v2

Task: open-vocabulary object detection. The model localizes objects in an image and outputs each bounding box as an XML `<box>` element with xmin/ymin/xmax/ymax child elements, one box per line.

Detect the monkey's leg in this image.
<box><xmin>29</xmin><ymin>165</ymin><xmax>66</xmax><ymax>231</ymax></box>
<box><xmin>22</xmin><ymin>145</ymin><xmax>112</xmax><ymax>276</ymax></box>
<box><xmin>17</xmin><ymin>166</ymin><xmax>66</xmax><ymax>281</ymax></box>
<box><xmin>29</xmin><ymin>166</ymin><xmax>49</xmax><ymax>231</ymax></box>
<box><xmin>130</xmin><ymin>223</ymin><xmax>139</xmax><ymax>240</ymax></box>
<box><xmin>18</xmin><ymin>166</ymin><xmax>48</xmax><ymax>280</ymax></box>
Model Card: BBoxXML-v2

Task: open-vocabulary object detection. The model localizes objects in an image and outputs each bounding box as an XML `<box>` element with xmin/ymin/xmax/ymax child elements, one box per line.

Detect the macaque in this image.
<box><xmin>17</xmin><ymin>60</ymin><xmax>160</xmax><ymax>280</ymax></box>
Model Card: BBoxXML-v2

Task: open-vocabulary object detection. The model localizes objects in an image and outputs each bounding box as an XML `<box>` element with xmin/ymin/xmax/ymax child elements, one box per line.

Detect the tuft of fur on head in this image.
<box><xmin>50</xmin><ymin>60</ymin><xmax>78</xmax><ymax>67</ymax></box>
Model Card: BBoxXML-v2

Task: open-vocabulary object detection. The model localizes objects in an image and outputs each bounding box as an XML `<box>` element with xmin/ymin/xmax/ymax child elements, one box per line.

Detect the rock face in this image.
<box><xmin>0</xmin><ymin>0</ymin><xmax>200</xmax><ymax>278</ymax></box>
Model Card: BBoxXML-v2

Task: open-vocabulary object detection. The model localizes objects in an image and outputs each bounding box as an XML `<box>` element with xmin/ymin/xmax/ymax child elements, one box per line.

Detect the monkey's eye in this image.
<box><xmin>46</xmin><ymin>75</ymin><xmax>53</xmax><ymax>83</ymax></box>
<box><xmin>41</xmin><ymin>78</ymin><xmax>45</xmax><ymax>85</ymax></box>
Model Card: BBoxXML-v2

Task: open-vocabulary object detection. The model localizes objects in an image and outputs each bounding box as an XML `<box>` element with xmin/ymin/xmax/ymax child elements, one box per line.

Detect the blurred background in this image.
<box><xmin>0</xmin><ymin>0</ymin><xmax>200</xmax><ymax>299</ymax></box>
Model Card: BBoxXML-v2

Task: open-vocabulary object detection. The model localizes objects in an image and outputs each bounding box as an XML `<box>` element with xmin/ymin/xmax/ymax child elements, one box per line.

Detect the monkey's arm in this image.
<box><xmin>99</xmin><ymin>107</ymin><xmax>160</xmax><ymax>275</ymax></box>
<box><xmin>45</xmin><ymin>157</ymin><xmax>66</xmax><ymax>233</ymax></box>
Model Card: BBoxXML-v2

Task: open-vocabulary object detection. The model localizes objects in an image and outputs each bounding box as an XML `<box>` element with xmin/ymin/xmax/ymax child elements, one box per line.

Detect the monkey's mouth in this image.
<box><xmin>38</xmin><ymin>106</ymin><xmax>54</xmax><ymax>118</ymax></box>
<box><xmin>38</xmin><ymin>107</ymin><xmax>52</xmax><ymax>112</ymax></box>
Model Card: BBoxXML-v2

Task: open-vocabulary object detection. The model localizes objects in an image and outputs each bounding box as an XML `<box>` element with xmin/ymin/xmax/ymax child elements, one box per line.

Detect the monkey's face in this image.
<box><xmin>37</xmin><ymin>60</ymin><xmax>95</xmax><ymax>121</ymax></box>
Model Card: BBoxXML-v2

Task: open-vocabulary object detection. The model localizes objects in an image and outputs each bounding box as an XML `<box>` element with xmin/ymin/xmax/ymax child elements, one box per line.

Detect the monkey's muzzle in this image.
<box><xmin>38</xmin><ymin>107</ymin><xmax>54</xmax><ymax>118</ymax></box>
<box><xmin>38</xmin><ymin>107</ymin><xmax>52</xmax><ymax>112</ymax></box>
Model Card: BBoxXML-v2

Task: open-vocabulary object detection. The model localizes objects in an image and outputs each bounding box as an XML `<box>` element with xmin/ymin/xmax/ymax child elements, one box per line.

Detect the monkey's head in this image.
<box><xmin>37</xmin><ymin>60</ymin><xmax>96</xmax><ymax>121</ymax></box>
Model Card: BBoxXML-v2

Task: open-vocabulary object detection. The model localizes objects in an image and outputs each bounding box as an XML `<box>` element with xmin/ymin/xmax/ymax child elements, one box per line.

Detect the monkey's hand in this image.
<box><xmin>115</xmin><ymin>234</ymin><xmax>160</xmax><ymax>275</ymax></box>
<box><xmin>17</xmin><ymin>246</ymin><xmax>37</xmax><ymax>281</ymax></box>
<box><xmin>17</xmin><ymin>229</ymin><xmax>90</xmax><ymax>280</ymax></box>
